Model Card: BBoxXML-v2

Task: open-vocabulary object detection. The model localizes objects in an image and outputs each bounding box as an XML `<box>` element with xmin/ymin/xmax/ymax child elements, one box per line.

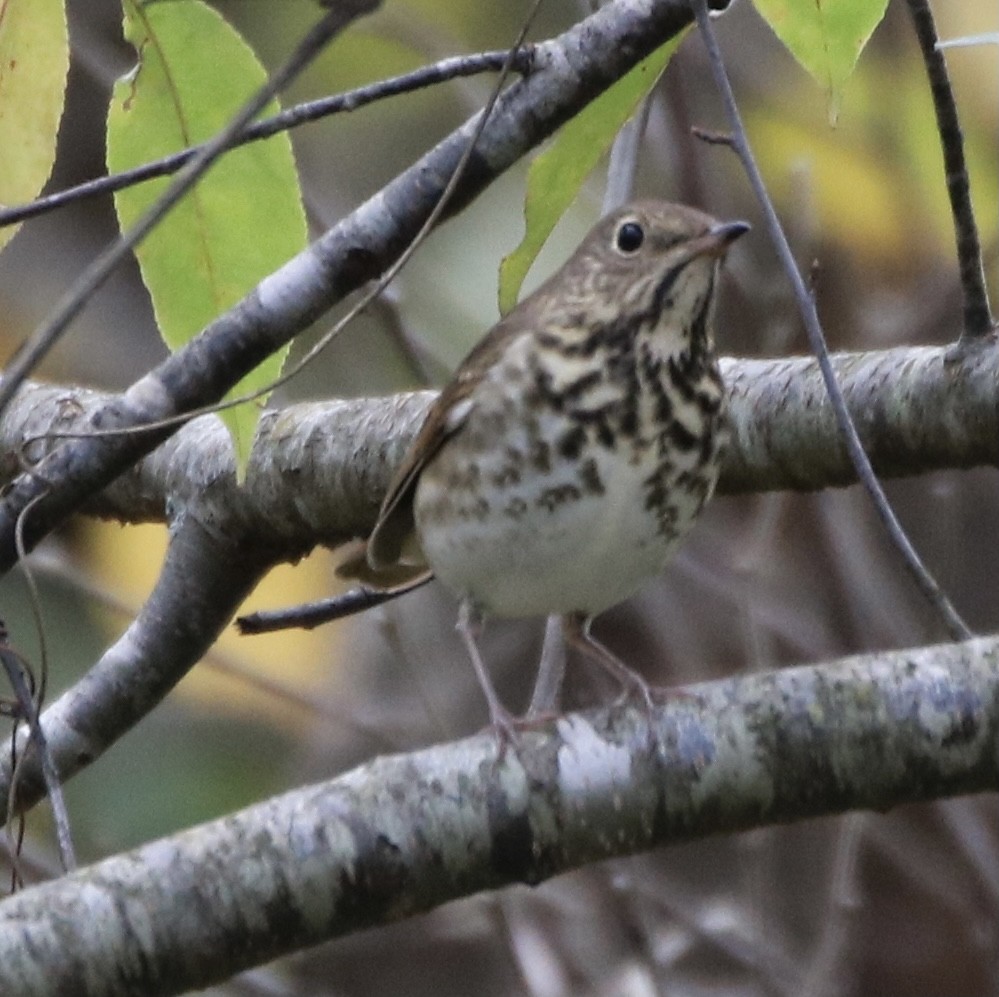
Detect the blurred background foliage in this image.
<box><xmin>0</xmin><ymin>1</ymin><xmax>996</xmax><ymax>994</ymax></box>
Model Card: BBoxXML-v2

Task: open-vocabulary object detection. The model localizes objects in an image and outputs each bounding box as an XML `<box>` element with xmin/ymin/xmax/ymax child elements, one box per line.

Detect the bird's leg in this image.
<box><xmin>456</xmin><ymin>601</ymin><xmax>518</xmax><ymax>751</ymax></box>
<box><xmin>562</xmin><ymin>612</ymin><xmax>656</xmax><ymax>712</ymax></box>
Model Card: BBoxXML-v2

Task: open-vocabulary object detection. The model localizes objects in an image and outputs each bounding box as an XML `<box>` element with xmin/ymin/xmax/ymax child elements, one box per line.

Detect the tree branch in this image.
<box><xmin>0</xmin><ymin>635</ymin><xmax>994</xmax><ymax>996</ymax></box>
<box><xmin>0</xmin><ymin>338</ymin><xmax>995</xmax><ymax>819</ymax></box>
<box><xmin>5</xmin><ymin>340</ymin><xmax>995</xmax><ymax>538</ymax></box>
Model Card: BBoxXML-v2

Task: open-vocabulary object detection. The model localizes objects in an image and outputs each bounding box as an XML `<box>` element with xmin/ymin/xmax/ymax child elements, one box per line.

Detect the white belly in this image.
<box><xmin>414</xmin><ymin>435</ymin><xmax>709</xmax><ymax>619</ymax></box>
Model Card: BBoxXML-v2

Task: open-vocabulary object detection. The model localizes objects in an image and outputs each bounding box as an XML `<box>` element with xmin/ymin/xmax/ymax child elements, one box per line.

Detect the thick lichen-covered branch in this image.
<box><xmin>0</xmin><ymin>636</ymin><xmax>994</xmax><ymax>997</ymax></box>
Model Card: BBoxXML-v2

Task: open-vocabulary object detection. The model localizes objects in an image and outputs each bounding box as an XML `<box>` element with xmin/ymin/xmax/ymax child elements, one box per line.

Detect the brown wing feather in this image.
<box><xmin>352</xmin><ymin>310</ymin><xmax>529</xmax><ymax>576</ymax></box>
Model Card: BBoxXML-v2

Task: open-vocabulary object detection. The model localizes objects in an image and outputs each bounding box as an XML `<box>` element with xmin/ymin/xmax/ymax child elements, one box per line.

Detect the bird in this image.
<box><xmin>338</xmin><ymin>200</ymin><xmax>748</xmax><ymax>740</ymax></box>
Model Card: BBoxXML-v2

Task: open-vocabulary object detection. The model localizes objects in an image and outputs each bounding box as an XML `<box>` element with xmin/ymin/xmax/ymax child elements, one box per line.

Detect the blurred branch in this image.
<box><xmin>0</xmin><ymin>49</ymin><xmax>535</xmax><ymax>230</ymax></box>
<box><xmin>692</xmin><ymin>0</ymin><xmax>972</xmax><ymax>641</ymax></box>
<box><xmin>936</xmin><ymin>33</ymin><xmax>999</xmax><ymax>49</ymax></box>
<box><xmin>0</xmin><ymin>635</ymin><xmax>995</xmax><ymax>995</ymax></box>
<box><xmin>602</xmin><ymin>92</ymin><xmax>654</xmax><ymax>211</ymax></box>
<box><xmin>906</xmin><ymin>0</ymin><xmax>994</xmax><ymax>340</ymax></box>
<box><xmin>0</xmin><ymin>515</ymin><xmax>273</xmax><ymax>824</ymax></box>
<box><xmin>25</xmin><ymin>550</ymin><xmax>401</xmax><ymax>752</ymax></box>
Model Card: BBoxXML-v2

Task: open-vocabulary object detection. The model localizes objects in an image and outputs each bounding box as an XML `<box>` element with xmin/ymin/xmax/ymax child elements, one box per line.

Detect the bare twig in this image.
<box><xmin>603</xmin><ymin>91</ymin><xmax>654</xmax><ymax>211</ymax></box>
<box><xmin>936</xmin><ymin>33</ymin><xmax>999</xmax><ymax>50</ymax></box>
<box><xmin>0</xmin><ymin>2</ymin><xmax>379</xmax><ymax>416</ymax></box>
<box><xmin>0</xmin><ymin>494</ymin><xmax>77</xmax><ymax>875</ymax></box>
<box><xmin>905</xmin><ymin>0</ymin><xmax>994</xmax><ymax>340</ymax></box>
<box><xmin>690</xmin><ymin>125</ymin><xmax>732</xmax><ymax>146</ymax></box>
<box><xmin>691</xmin><ymin>0</ymin><xmax>972</xmax><ymax>641</ymax></box>
<box><xmin>0</xmin><ymin>635</ymin><xmax>75</xmax><ymax>872</ymax></box>
<box><xmin>237</xmin><ymin>575</ymin><xmax>432</xmax><ymax>634</ymax></box>
<box><xmin>0</xmin><ymin>48</ymin><xmax>534</xmax><ymax>231</ymax></box>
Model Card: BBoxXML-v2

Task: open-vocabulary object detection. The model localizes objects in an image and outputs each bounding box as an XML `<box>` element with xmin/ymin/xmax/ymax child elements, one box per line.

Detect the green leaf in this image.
<box><xmin>107</xmin><ymin>0</ymin><xmax>307</xmax><ymax>473</ymax></box>
<box><xmin>753</xmin><ymin>0</ymin><xmax>890</xmax><ymax>121</ymax></box>
<box><xmin>0</xmin><ymin>0</ymin><xmax>69</xmax><ymax>252</ymax></box>
<box><xmin>497</xmin><ymin>33</ymin><xmax>684</xmax><ymax>314</ymax></box>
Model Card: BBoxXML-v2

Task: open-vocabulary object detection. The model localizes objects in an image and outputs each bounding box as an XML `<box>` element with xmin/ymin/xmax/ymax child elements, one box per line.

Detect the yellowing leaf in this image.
<box><xmin>498</xmin><ymin>33</ymin><xmax>684</xmax><ymax>314</ymax></box>
<box><xmin>753</xmin><ymin>0</ymin><xmax>889</xmax><ymax>121</ymax></box>
<box><xmin>0</xmin><ymin>0</ymin><xmax>69</xmax><ymax>252</ymax></box>
<box><xmin>108</xmin><ymin>0</ymin><xmax>307</xmax><ymax>473</ymax></box>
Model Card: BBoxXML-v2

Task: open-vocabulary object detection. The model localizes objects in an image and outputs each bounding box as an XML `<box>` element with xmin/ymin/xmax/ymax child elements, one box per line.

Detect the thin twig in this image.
<box><xmin>0</xmin><ymin>493</ymin><xmax>77</xmax><ymax>876</ymax></box>
<box><xmin>690</xmin><ymin>125</ymin><xmax>733</xmax><ymax>146</ymax></box>
<box><xmin>936</xmin><ymin>34</ymin><xmax>999</xmax><ymax>50</ymax></box>
<box><xmin>0</xmin><ymin>48</ymin><xmax>534</xmax><ymax>231</ymax></box>
<box><xmin>603</xmin><ymin>90</ymin><xmax>654</xmax><ymax>211</ymax></box>
<box><xmin>0</xmin><ymin>639</ymin><xmax>75</xmax><ymax>873</ymax></box>
<box><xmin>236</xmin><ymin>577</ymin><xmax>432</xmax><ymax>634</ymax></box>
<box><xmin>905</xmin><ymin>0</ymin><xmax>994</xmax><ymax>340</ymax></box>
<box><xmin>0</xmin><ymin>3</ymin><xmax>378</xmax><ymax>417</ymax></box>
<box><xmin>6</xmin><ymin>494</ymin><xmax>74</xmax><ymax>873</ymax></box>
<box><xmin>526</xmin><ymin>614</ymin><xmax>567</xmax><ymax>717</ymax></box>
<box><xmin>691</xmin><ymin>0</ymin><xmax>972</xmax><ymax>641</ymax></box>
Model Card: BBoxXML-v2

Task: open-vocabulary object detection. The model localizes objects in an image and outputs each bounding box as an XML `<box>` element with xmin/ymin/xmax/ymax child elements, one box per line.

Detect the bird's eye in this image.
<box><xmin>615</xmin><ymin>221</ymin><xmax>644</xmax><ymax>254</ymax></box>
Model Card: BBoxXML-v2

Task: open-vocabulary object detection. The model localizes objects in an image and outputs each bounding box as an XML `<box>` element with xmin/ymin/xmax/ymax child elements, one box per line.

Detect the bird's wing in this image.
<box><xmin>340</xmin><ymin>315</ymin><xmax>527</xmax><ymax>579</ymax></box>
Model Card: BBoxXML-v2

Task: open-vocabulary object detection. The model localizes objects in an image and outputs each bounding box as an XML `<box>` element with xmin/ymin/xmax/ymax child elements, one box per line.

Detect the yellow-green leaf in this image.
<box><xmin>107</xmin><ymin>0</ymin><xmax>307</xmax><ymax>472</ymax></box>
<box><xmin>498</xmin><ymin>33</ymin><xmax>684</xmax><ymax>314</ymax></box>
<box><xmin>753</xmin><ymin>0</ymin><xmax>889</xmax><ymax>121</ymax></box>
<box><xmin>0</xmin><ymin>0</ymin><xmax>69</xmax><ymax>252</ymax></box>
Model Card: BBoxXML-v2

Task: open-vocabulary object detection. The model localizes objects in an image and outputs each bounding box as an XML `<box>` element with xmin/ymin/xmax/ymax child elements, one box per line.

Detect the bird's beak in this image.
<box><xmin>696</xmin><ymin>220</ymin><xmax>751</xmax><ymax>259</ymax></box>
<box><xmin>701</xmin><ymin>222</ymin><xmax>752</xmax><ymax>257</ymax></box>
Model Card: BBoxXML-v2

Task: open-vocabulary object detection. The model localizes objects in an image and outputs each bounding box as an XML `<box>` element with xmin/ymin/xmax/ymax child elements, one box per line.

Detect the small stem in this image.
<box><xmin>236</xmin><ymin>576</ymin><xmax>432</xmax><ymax>634</ymax></box>
<box><xmin>603</xmin><ymin>91</ymin><xmax>654</xmax><ymax>211</ymax></box>
<box><xmin>0</xmin><ymin>643</ymin><xmax>76</xmax><ymax>873</ymax></box>
<box><xmin>905</xmin><ymin>0</ymin><xmax>994</xmax><ymax>340</ymax></box>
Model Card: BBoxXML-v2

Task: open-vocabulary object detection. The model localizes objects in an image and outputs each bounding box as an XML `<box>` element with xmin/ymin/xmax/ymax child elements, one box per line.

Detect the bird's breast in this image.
<box><xmin>411</xmin><ymin>338</ymin><xmax>726</xmax><ymax>618</ymax></box>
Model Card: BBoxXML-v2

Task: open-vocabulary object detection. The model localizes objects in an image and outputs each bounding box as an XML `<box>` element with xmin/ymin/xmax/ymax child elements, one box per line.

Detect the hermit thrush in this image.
<box><xmin>339</xmin><ymin>201</ymin><xmax>748</xmax><ymax>738</ymax></box>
